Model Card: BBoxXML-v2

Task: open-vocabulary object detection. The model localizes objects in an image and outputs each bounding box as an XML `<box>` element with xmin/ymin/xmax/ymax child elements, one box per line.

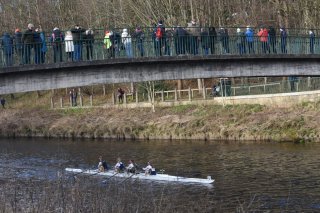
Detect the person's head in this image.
<box><xmin>35</xmin><ymin>28</ymin><xmax>39</xmax><ymax>32</ymax></box>
<box><xmin>66</xmin><ymin>30</ymin><xmax>72</xmax><ymax>36</ymax></box>
<box><xmin>237</xmin><ymin>28</ymin><xmax>241</xmax><ymax>33</ymax></box>
<box><xmin>129</xmin><ymin>159</ymin><xmax>132</xmax><ymax>164</ymax></box>
<box><xmin>99</xmin><ymin>156</ymin><xmax>102</xmax><ymax>161</ymax></box>
<box><xmin>191</xmin><ymin>19</ymin><xmax>196</xmax><ymax>25</ymax></box>
<box><xmin>15</xmin><ymin>28</ymin><xmax>21</xmax><ymax>33</ymax></box>
<box><xmin>53</xmin><ymin>27</ymin><xmax>59</xmax><ymax>31</ymax></box>
<box><xmin>123</xmin><ymin>28</ymin><xmax>128</xmax><ymax>33</ymax></box>
<box><xmin>309</xmin><ymin>29</ymin><xmax>314</xmax><ymax>35</ymax></box>
<box><xmin>117</xmin><ymin>157</ymin><xmax>121</xmax><ymax>162</ymax></box>
<box><xmin>75</xmin><ymin>25</ymin><xmax>80</xmax><ymax>29</ymax></box>
<box><xmin>158</xmin><ymin>20</ymin><xmax>163</xmax><ymax>25</ymax></box>
<box><xmin>246</xmin><ymin>26</ymin><xmax>250</xmax><ymax>31</ymax></box>
<box><xmin>27</xmin><ymin>23</ymin><xmax>34</xmax><ymax>30</ymax></box>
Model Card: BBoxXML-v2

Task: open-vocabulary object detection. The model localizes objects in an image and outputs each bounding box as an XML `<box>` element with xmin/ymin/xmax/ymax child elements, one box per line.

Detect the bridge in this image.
<box><xmin>1</xmin><ymin>32</ymin><xmax>320</xmax><ymax>94</ymax></box>
<box><xmin>1</xmin><ymin>54</ymin><xmax>320</xmax><ymax>95</ymax></box>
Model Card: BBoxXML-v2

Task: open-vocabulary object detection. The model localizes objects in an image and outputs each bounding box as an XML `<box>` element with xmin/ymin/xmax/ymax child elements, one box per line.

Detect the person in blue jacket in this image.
<box><xmin>1</xmin><ymin>32</ymin><xmax>14</xmax><ymax>67</ymax></box>
<box><xmin>245</xmin><ymin>26</ymin><xmax>255</xmax><ymax>54</ymax></box>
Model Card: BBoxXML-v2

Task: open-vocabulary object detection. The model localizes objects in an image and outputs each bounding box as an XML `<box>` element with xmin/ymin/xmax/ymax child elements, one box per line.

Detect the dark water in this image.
<box><xmin>1</xmin><ymin>138</ymin><xmax>320</xmax><ymax>211</ymax></box>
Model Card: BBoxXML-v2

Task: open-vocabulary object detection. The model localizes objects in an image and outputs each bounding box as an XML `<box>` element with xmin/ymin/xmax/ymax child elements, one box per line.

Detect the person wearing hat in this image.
<box><xmin>1</xmin><ymin>32</ymin><xmax>14</xmax><ymax>67</ymax></box>
<box><xmin>22</xmin><ymin>23</ymin><xmax>34</xmax><ymax>64</ymax></box>
<box><xmin>50</xmin><ymin>27</ymin><xmax>64</xmax><ymax>63</ymax></box>
<box><xmin>245</xmin><ymin>26</ymin><xmax>255</xmax><ymax>54</ymax></box>
<box><xmin>121</xmin><ymin>28</ymin><xmax>132</xmax><ymax>58</ymax></box>
<box><xmin>143</xmin><ymin>162</ymin><xmax>156</xmax><ymax>175</ymax></box>
<box><xmin>14</xmin><ymin>28</ymin><xmax>23</xmax><ymax>64</ymax></box>
<box><xmin>188</xmin><ymin>19</ymin><xmax>200</xmax><ymax>55</ymax></box>
<box><xmin>309</xmin><ymin>29</ymin><xmax>315</xmax><ymax>54</ymax></box>
<box><xmin>236</xmin><ymin>28</ymin><xmax>246</xmax><ymax>55</ymax></box>
<box><xmin>84</xmin><ymin>28</ymin><xmax>94</xmax><ymax>61</ymax></box>
<box><xmin>280</xmin><ymin>27</ymin><xmax>287</xmax><ymax>54</ymax></box>
<box><xmin>103</xmin><ymin>30</ymin><xmax>114</xmax><ymax>59</ymax></box>
<box><xmin>133</xmin><ymin>26</ymin><xmax>145</xmax><ymax>57</ymax></box>
<box><xmin>71</xmin><ymin>25</ymin><xmax>86</xmax><ymax>61</ymax></box>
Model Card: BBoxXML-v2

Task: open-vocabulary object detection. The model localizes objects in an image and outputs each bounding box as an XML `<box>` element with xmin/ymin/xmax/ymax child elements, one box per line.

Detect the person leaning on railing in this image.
<box><xmin>71</xmin><ymin>25</ymin><xmax>86</xmax><ymax>61</ymax></box>
<box><xmin>13</xmin><ymin>29</ymin><xmax>23</xmax><ymax>65</ymax></box>
<box><xmin>1</xmin><ymin>32</ymin><xmax>14</xmax><ymax>67</ymax></box>
<box><xmin>22</xmin><ymin>23</ymin><xmax>34</xmax><ymax>65</ymax></box>
<box><xmin>133</xmin><ymin>26</ymin><xmax>145</xmax><ymax>57</ymax></box>
<box><xmin>50</xmin><ymin>27</ymin><xmax>64</xmax><ymax>63</ymax></box>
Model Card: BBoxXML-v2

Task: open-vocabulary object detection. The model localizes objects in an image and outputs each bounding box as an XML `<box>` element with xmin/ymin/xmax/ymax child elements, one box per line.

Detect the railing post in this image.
<box><xmin>90</xmin><ymin>95</ymin><xmax>93</xmax><ymax>106</ymax></box>
<box><xmin>308</xmin><ymin>77</ymin><xmax>311</xmax><ymax>89</ymax></box>
<box><xmin>203</xmin><ymin>87</ymin><xmax>206</xmax><ymax>100</ymax></box>
<box><xmin>161</xmin><ymin>90</ymin><xmax>164</xmax><ymax>102</ymax></box>
<box><xmin>60</xmin><ymin>97</ymin><xmax>63</xmax><ymax>108</ymax></box>
<box><xmin>174</xmin><ymin>88</ymin><xmax>178</xmax><ymax>101</ymax></box>
<box><xmin>188</xmin><ymin>87</ymin><xmax>192</xmax><ymax>101</ymax></box>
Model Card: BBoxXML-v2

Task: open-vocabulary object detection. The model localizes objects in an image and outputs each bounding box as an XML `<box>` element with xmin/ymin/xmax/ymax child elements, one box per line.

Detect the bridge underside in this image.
<box><xmin>0</xmin><ymin>55</ymin><xmax>320</xmax><ymax>94</ymax></box>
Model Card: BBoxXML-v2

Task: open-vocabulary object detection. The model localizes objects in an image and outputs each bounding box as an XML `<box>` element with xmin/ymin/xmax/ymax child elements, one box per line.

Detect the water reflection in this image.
<box><xmin>0</xmin><ymin>138</ymin><xmax>320</xmax><ymax>211</ymax></box>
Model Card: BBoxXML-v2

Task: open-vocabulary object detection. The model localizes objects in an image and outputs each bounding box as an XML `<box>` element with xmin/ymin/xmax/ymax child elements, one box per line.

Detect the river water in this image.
<box><xmin>1</xmin><ymin>138</ymin><xmax>320</xmax><ymax>211</ymax></box>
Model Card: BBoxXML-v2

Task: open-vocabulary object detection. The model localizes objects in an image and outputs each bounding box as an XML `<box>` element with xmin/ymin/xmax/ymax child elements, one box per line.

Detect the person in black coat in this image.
<box><xmin>1</xmin><ymin>32</ymin><xmax>14</xmax><ymax>67</ymax></box>
<box><xmin>174</xmin><ymin>26</ymin><xmax>187</xmax><ymax>55</ymax></box>
<box><xmin>14</xmin><ymin>29</ymin><xmax>23</xmax><ymax>64</ymax></box>
<box><xmin>71</xmin><ymin>25</ymin><xmax>86</xmax><ymax>61</ymax></box>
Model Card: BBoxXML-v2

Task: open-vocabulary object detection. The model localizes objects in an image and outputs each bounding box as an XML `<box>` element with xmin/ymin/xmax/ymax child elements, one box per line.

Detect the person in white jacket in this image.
<box><xmin>65</xmin><ymin>31</ymin><xmax>74</xmax><ymax>61</ymax></box>
<box><xmin>143</xmin><ymin>162</ymin><xmax>156</xmax><ymax>175</ymax></box>
<box><xmin>121</xmin><ymin>28</ymin><xmax>132</xmax><ymax>58</ymax></box>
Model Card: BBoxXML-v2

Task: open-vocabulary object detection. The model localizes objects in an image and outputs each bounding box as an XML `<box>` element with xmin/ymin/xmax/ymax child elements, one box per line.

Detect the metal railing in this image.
<box><xmin>1</xmin><ymin>32</ymin><xmax>320</xmax><ymax>68</ymax></box>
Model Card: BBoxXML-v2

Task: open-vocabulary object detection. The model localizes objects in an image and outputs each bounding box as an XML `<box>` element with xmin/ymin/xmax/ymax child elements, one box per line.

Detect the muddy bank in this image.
<box><xmin>1</xmin><ymin>103</ymin><xmax>320</xmax><ymax>142</ymax></box>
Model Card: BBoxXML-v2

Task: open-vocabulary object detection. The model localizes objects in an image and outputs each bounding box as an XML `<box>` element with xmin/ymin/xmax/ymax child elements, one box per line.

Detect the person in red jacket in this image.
<box><xmin>257</xmin><ymin>27</ymin><xmax>269</xmax><ymax>54</ymax></box>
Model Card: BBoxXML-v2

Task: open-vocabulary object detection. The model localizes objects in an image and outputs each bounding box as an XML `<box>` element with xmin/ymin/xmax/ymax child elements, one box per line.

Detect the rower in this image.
<box><xmin>114</xmin><ymin>157</ymin><xmax>125</xmax><ymax>173</ymax></box>
<box><xmin>98</xmin><ymin>156</ymin><xmax>108</xmax><ymax>172</ymax></box>
<box><xmin>143</xmin><ymin>162</ymin><xmax>156</xmax><ymax>175</ymax></box>
<box><xmin>126</xmin><ymin>159</ymin><xmax>137</xmax><ymax>174</ymax></box>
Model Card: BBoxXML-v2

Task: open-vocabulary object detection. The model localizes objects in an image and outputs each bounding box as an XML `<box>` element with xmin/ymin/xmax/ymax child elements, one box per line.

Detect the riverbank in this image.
<box><xmin>1</xmin><ymin>99</ymin><xmax>320</xmax><ymax>142</ymax></box>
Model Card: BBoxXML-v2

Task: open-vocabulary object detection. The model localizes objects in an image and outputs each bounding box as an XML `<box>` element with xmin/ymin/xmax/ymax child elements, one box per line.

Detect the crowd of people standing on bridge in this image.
<box><xmin>0</xmin><ymin>20</ymin><xmax>318</xmax><ymax>67</ymax></box>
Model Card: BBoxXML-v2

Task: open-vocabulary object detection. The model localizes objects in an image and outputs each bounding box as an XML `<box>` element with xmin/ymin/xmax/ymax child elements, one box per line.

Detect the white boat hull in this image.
<box><xmin>65</xmin><ymin>168</ymin><xmax>214</xmax><ymax>184</ymax></box>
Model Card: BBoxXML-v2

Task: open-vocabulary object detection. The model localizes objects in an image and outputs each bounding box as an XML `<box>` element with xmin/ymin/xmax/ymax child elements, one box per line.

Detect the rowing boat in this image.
<box><xmin>65</xmin><ymin>168</ymin><xmax>214</xmax><ymax>184</ymax></box>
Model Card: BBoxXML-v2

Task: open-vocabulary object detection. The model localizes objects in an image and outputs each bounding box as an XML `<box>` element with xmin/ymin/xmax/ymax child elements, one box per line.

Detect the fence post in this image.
<box><xmin>124</xmin><ymin>93</ymin><xmax>127</xmax><ymax>105</ymax></box>
<box><xmin>90</xmin><ymin>95</ymin><xmax>93</xmax><ymax>106</ymax></box>
<box><xmin>161</xmin><ymin>90</ymin><xmax>164</xmax><ymax>102</ymax></box>
<box><xmin>80</xmin><ymin>95</ymin><xmax>83</xmax><ymax>107</ymax></box>
<box><xmin>112</xmin><ymin>92</ymin><xmax>115</xmax><ymax>105</ymax></box>
<box><xmin>188</xmin><ymin>87</ymin><xmax>192</xmax><ymax>101</ymax></box>
<box><xmin>203</xmin><ymin>87</ymin><xmax>206</xmax><ymax>100</ymax></box>
<box><xmin>308</xmin><ymin>77</ymin><xmax>311</xmax><ymax>89</ymax></box>
<box><xmin>136</xmin><ymin>90</ymin><xmax>139</xmax><ymax>103</ymax></box>
<box><xmin>60</xmin><ymin>97</ymin><xmax>63</xmax><ymax>108</ymax></box>
<box><xmin>174</xmin><ymin>88</ymin><xmax>178</xmax><ymax>101</ymax></box>
<box><xmin>50</xmin><ymin>97</ymin><xmax>54</xmax><ymax>109</ymax></box>
<box><xmin>103</xmin><ymin>85</ymin><xmax>106</xmax><ymax>96</ymax></box>
<box><xmin>70</xmin><ymin>95</ymin><xmax>72</xmax><ymax>107</ymax></box>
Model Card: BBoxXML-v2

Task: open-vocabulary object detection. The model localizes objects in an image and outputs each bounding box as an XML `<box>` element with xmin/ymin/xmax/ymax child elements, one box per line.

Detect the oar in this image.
<box><xmin>102</xmin><ymin>172</ymin><xmax>120</xmax><ymax>184</ymax></box>
<box><xmin>119</xmin><ymin>173</ymin><xmax>135</xmax><ymax>184</ymax></box>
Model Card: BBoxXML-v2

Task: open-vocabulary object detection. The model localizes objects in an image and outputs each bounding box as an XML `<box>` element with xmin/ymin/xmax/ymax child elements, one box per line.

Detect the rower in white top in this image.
<box><xmin>143</xmin><ymin>162</ymin><xmax>156</xmax><ymax>175</ymax></box>
<box><xmin>114</xmin><ymin>158</ymin><xmax>125</xmax><ymax>173</ymax></box>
